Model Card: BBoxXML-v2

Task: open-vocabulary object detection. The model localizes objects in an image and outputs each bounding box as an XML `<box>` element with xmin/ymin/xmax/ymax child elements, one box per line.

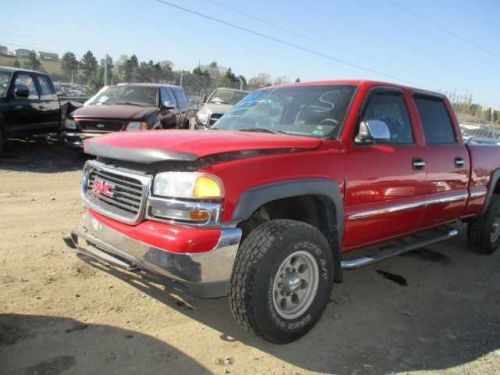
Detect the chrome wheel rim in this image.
<box><xmin>272</xmin><ymin>251</ymin><xmax>319</xmax><ymax>320</ymax></box>
<box><xmin>491</xmin><ymin>212</ymin><xmax>500</xmax><ymax>243</ymax></box>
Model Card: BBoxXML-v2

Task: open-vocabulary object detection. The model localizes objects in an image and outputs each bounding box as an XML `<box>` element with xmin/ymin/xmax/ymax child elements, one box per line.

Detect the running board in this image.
<box><xmin>341</xmin><ymin>226</ymin><xmax>459</xmax><ymax>269</ymax></box>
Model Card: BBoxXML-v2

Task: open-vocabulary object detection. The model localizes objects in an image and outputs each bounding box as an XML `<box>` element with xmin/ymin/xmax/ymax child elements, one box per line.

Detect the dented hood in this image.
<box><xmin>84</xmin><ymin>129</ymin><xmax>322</xmax><ymax>163</ymax></box>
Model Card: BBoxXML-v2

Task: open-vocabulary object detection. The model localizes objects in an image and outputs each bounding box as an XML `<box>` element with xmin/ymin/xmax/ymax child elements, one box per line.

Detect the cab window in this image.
<box><xmin>414</xmin><ymin>95</ymin><xmax>456</xmax><ymax>144</ymax></box>
<box><xmin>37</xmin><ymin>75</ymin><xmax>56</xmax><ymax>98</ymax></box>
<box><xmin>14</xmin><ymin>74</ymin><xmax>39</xmax><ymax>100</ymax></box>
<box><xmin>360</xmin><ymin>91</ymin><xmax>413</xmax><ymax>144</ymax></box>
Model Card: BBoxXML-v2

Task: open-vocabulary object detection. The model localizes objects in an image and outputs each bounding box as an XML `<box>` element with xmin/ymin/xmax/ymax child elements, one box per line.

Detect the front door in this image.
<box><xmin>343</xmin><ymin>88</ymin><xmax>427</xmax><ymax>250</ymax></box>
<box><xmin>3</xmin><ymin>72</ymin><xmax>41</xmax><ymax>137</ymax></box>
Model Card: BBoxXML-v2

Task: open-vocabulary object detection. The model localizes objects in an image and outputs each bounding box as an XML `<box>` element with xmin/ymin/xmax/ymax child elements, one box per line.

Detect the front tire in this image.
<box><xmin>229</xmin><ymin>220</ymin><xmax>334</xmax><ymax>344</ymax></box>
<box><xmin>468</xmin><ymin>194</ymin><xmax>500</xmax><ymax>254</ymax></box>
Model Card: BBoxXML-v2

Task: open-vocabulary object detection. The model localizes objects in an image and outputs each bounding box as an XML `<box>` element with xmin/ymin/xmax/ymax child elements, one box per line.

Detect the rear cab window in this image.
<box><xmin>36</xmin><ymin>75</ymin><xmax>56</xmax><ymax>99</ymax></box>
<box><xmin>414</xmin><ymin>95</ymin><xmax>456</xmax><ymax>144</ymax></box>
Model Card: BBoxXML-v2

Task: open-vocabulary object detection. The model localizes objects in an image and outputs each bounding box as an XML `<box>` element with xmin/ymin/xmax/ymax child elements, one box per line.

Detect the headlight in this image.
<box><xmin>127</xmin><ymin>121</ymin><xmax>148</xmax><ymax>131</ymax></box>
<box><xmin>153</xmin><ymin>172</ymin><xmax>223</xmax><ymax>199</ymax></box>
<box><xmin>196</xmin><ymin>109</ymin><xmax>210</xmax><ymax>125</ymax></box>
<box><xmin>65</xmin><ymin>119</ymin><xmax>76</xmax><ymax>130</ymax></box>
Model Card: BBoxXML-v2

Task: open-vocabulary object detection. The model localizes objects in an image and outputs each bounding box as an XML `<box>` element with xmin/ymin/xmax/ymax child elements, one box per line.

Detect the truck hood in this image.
<box><xmin>85</xmin><ymin>130</ymin><xmax>323</xmax><ymax>163</ymax></box>
<box><xmin>72</xmin><ymin>104</ymin><xmax>157</xmax><ymax>120</ymax></box>
<box><xmin>201</xmin><ymin>102</ymin><xmax>232</xmax><ymax>114</ymax></box>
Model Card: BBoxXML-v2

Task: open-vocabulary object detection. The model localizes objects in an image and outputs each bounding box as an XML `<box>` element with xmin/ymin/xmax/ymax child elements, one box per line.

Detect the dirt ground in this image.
<box><xmin>0</xmin><ymin>138</ymin><xmax>499</xmax><ymax>375</ymax></box>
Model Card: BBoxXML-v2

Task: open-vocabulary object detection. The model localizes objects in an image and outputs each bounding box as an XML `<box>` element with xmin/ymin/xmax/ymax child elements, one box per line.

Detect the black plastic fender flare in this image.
<box><xmin>231</xmin><ymin>178</ymin><xmax>344</xmax><ymax>281</ymax></box>
<box><xmin>482</xmin><ymin>168</ymin><xmax>500</xmax><ymax>215</ymax></box>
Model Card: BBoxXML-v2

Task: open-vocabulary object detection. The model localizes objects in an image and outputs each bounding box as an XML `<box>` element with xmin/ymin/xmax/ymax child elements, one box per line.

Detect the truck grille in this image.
<box><xmin>78</xmin><ymin>120</ymin><xmax>124</xmax><ymax>132</ymax></box>
<box><xmin>209</xmin><ymin>113</ymin><xmax>223</xmax><ymax>126</ymax></box>
<box><xmin>82</xmin><ymin>161</ymin><xmax>152</xmax><ymax>224</ymax></box>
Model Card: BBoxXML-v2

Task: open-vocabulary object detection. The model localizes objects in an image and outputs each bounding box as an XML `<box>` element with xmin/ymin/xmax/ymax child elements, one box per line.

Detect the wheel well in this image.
<box><xmin>238</xmin><ymin>194</ymin><xmax>342</xmax><ymax>281</ymax></box>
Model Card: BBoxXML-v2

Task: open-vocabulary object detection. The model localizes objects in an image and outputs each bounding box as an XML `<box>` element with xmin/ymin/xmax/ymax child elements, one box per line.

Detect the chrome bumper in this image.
<box><xmin>69</xmin><ymin>213</ymin><xmax>242</xmax><ymax>298</ymax></box>
<box><xmin>63</xmin><ymin>131</ymin><xmax>103</xmax><ymax>149</ymax></box>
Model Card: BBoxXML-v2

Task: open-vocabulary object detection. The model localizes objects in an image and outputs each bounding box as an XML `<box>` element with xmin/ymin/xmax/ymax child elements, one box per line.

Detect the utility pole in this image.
<box><xmin>238</xmin><ymin>76</ymin><xmax>244</xmax><ymax>90</ymax></box>
<box><xmin>179</xmin><ymin>70</ymin><xmax>184</xmax><ymax>87</ymax></box>
<box><xmin>104</xmin><ymin>54</ymin><xmax>108</xmax><ymax>86</ymax></box>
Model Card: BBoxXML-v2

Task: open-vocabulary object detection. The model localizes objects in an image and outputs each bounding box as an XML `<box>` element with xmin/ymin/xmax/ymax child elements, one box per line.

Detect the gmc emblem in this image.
<box><xmin>92</xmin><ymin>178</ymin><xmax>115</xmax><ymax>197</ymax></box>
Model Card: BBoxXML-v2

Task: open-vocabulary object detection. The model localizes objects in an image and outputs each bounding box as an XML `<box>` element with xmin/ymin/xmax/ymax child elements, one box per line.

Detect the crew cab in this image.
<box><xmin>68</xmin><ymin>80</ymin><xmax>500</xmax><ymax>344</ymax></box>
<box><xmin>63</xmin><ymin>83</ymin><xmax>191</xmax><ymax>149</ymax></box>
<box><xmin>0</xmin><ymin>66</ymin><xmax>61</xmax><ymax>154</ymax></box>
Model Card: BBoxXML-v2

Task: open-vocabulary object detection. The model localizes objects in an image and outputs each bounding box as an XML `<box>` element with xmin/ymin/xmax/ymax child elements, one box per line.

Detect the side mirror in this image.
<box><xmin>15</xmin><ymin>85</ymin><xmax>30</xmax><ymax>98</ymax></box>
<box><xmin>355</xmin><ymin>120</ymin><xmax>391</xmax><ymax>144</ymax></box>
<box><xmin>162</xmin><ymin>101</ymin><xmax>175</xmax><ymax>110</ymax></box>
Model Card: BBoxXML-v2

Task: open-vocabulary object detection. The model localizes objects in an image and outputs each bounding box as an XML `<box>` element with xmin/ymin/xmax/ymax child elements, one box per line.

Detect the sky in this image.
<box><xmin>1</xmin><ymin>0</ymin><xmax>499</xmax><ymax>105</ymax></box>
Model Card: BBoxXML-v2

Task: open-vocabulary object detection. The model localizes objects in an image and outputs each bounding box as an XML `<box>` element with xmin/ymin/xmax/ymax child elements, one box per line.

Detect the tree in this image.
<box><xmin>23</xmin><ymin>51</ymin><xmax>41</xmax><ymax>71</ymax></box>
<box><xmin>12</xmin><ymin>59</ymin><xmax>21</xmax><ymax>68</ymax></box>
<box><xmin>295</xmin><ymin>77</ymin><xmax>301</xmax><ymax>83</ymax></box>
<box><xmin>123</xmin><ymin>54</ymin><xmax>139</xmax><ymax>82</ymax></box>
<box><xmin>248</xmin><ymin>73</ymin><xmax>271</xmax><ymax>88</ymax></box>
<box><xmin>61</xmin><ymin>52</ymin><xmax>78</xmax><ymax>82</ymax></box>
<box><xmin>79</xmin><ymin>50</ymin><xmax>98</xmax><ymax>83</ymax></box>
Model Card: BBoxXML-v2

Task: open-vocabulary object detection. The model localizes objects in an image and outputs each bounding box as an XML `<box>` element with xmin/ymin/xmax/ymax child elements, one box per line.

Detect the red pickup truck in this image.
<box><xmin>69</xmin><ymin>80</ymin><xmax>500</xmax><ymax>344</ymax></box>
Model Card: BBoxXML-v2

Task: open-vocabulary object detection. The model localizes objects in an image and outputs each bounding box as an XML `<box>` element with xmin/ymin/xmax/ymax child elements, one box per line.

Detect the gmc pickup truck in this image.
<box><xmin>68</xmin><ymin>80</ymin><xmax>500</xmax><ymax>344</ymax></box>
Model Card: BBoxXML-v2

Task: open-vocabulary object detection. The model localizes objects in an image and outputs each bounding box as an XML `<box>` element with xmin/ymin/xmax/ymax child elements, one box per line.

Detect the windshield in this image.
<box><xmin>0</xmin><ymin>71</ymin><xmax>12</xmax><ymax>98</ymax></box>
<box><xmin>207</xmin><ymin>88</ymin><xmax>248</xmax><ymax>105</ymax></box>
<box><xmin>212</xmin><ymin>84</ymin><xmax>356</xmax><ymax>138</ymax></box>
<box><xmin>86</xmin><ymin>85</ymin><xmax>158</xmax><ymax>107</ymax></box>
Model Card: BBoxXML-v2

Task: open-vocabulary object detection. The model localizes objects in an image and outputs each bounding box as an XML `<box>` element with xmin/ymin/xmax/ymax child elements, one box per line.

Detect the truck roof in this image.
<box><xmin>117</xmin><ymin>82</ymin><xmax>183</xmax><ymax>89</ymax></box>
<box><xmin>269</xmin><ymin>79</ymin><xmax>444</xmax><ymax>98</ymax></box>
<box><xmin>0</xmin><ymin>65</ymin><xmax>48</xmax><ymax>75</ymax></box>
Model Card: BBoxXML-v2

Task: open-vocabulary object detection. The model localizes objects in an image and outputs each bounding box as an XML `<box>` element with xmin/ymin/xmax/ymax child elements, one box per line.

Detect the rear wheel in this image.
<box><xmin>468</xmin><ymin>194</ymin><xmax>500</xmax><ymax>254</ymax></box>
<box><xmin>229</xmin><ymin>220</ymin><xmax>334</xmax><ymax>344</ymax></box>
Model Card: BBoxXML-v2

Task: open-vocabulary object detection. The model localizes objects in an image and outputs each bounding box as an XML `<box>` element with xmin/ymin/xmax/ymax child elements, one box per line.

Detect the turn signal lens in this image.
<box><xmin>189</xmin><ymin>210</ymin><xmax>210</xmax><ymax>221</ymax></box>
<box><xmin>194</xmin><ymin>176</ymin><xmax>222</xmax><ymax>198</ymax></box>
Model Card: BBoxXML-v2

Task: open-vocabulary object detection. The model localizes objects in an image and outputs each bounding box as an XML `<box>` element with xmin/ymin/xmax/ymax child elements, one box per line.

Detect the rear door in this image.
<box><xmin>3</xmin><ymin>72</ymin><xmax>41</xmax><ymax>137</ymax></box>
<box><xmin>412</xmin><ymin>93</ymin><xmax>469</xmax><ymax>227</ymax></box>
<box><xmin>343</xmin><ymin>87</ymin><xmax>427</xmax><ymax>250</ymax></box>
<box><xmin>35</xmin><ymin>74</ymin><xmax>60</xmax><ymax>131</ymax></box>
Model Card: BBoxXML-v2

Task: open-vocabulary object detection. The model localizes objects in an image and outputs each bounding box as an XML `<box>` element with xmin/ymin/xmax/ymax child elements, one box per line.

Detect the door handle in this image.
<box><xmin>454</xmin><ymin>157</ymin><xmax>465</xmax><ymax>168</ymax></box>
<box><xmin>412</xmin><ymin>158</ymin><xmax>426</xmax><ymax>170</ymax></box>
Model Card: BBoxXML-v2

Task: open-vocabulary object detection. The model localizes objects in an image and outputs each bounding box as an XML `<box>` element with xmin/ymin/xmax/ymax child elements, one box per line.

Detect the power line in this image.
<box><xmin>205</xmin><ymin>0</ymin><xmax>426</xmax><ymax>80</ymax></box>
<box><xmin>386</xmin><ymin>0</ymin><xmax>499</xmax><ymax>59</ymax></box>
<box><xmin>153</xmin><ymin>0</ymin><xmax>418</xmax><ymax>85</ymax></box>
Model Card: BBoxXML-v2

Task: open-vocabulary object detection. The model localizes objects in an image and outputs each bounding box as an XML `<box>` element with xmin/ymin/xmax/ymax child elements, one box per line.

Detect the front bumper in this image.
<box><xmin>63</xmin><ymin>131</ymin><xmax>104</xmax><ymax>149</ymax></box>
<box><xmin>69</xmin><ymin>213</ymin><xmax>242</xmax><ymax>298</ymax></box>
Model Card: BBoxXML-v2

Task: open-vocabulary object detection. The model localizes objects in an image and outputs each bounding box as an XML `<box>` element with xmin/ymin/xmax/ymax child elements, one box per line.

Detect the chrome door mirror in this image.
<box><xmin>355</xmin><ymin>120</ymin><xmax>391</xmax><ymax>144</ymax></box>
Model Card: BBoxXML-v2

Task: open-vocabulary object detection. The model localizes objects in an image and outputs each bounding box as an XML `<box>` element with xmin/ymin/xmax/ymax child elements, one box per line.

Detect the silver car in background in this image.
<box><xmin>194</xmin><ymin>87</ymin><xmax>249</xmax><ymax>129</ymax></box>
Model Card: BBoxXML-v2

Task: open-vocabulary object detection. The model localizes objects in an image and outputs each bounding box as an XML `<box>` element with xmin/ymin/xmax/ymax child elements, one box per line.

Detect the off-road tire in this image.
<box><xmin>0</xmin><ymin>130</ymin><xmax>4</xmax><ymax>155</ymax></box>
<box><xmin>468</xmin><ymin>194</ymin><xmax>500</xmax><ymax>254</ymax></box>
<box><xmin>229</xmin><ymin>220</ymin><xmax>334</xmax><ymax>344</ymax></box>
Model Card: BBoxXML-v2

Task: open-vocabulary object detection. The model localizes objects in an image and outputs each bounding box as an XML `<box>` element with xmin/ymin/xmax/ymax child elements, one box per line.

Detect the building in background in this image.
<box><xmin>15</xmin><ymin>48</ymin><xmax>31</xmax><ymax>58</ymax></box>
<box><xmin>0</xmin><ymin>45</ymin><xmax>8</xmax><ymax>56</ymax></box>
<box><xmin>39</xmin><ymin>51</ymin><xmax>59</xmax><ymax>61</ymax></box>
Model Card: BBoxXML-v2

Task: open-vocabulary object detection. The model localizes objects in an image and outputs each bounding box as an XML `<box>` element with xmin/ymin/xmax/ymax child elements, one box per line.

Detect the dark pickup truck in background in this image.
<box><xmin>0</xmin><ymin>66</ymin><xmax>69</xmax><ymax>154</ymax></box>
<box><xmin>63</xmin><ymin>83</ymin><xmax>192</xmax><ymax>149</ymax></box>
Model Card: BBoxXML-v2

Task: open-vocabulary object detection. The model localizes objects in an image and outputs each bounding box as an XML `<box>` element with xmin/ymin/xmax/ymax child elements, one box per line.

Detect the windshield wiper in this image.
<box><xmin>239</xmin><ymin>128</ymin><xmax>283</xmax><ymax>134</ymax></box>
<box><xmin>114</xmin><ymin>101</ymin><xmax>146</xmax><ymax>107</ymax></box>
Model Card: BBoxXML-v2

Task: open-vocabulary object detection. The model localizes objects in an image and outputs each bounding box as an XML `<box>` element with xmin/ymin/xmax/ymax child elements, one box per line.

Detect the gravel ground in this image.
<box><xmin>0</xmin><ymin>138</ymin><xmax>499</xmax><ymax>375</ymax></box>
